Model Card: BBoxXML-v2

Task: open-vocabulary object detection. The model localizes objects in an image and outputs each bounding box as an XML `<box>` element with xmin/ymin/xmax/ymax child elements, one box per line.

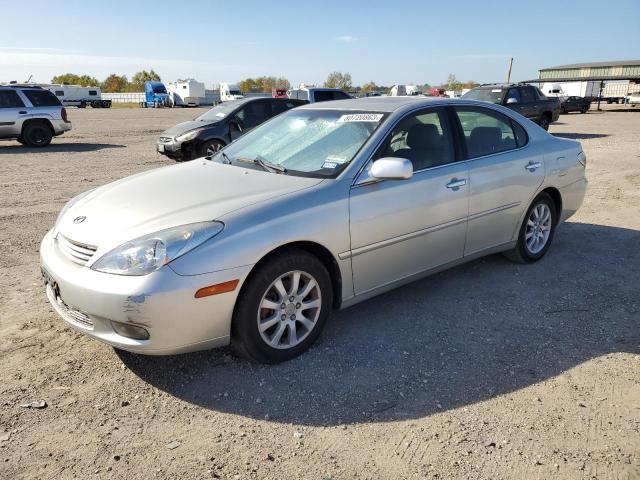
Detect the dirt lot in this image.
<box><xmin>1</xmin><ymin>106</ymin><xmax>638</xmax><ymax>480</ymax></box>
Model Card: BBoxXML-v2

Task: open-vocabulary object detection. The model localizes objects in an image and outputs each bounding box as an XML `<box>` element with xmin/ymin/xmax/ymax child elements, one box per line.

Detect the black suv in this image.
<box><xmin>0</xmin><ymin>85</ymin><xmax>72</xmax><ymax>147</ymax></box>
<box><xmin>156</xmin><ymin>97</ymin><xmax>307</xmax><ymax>161</ymax></box>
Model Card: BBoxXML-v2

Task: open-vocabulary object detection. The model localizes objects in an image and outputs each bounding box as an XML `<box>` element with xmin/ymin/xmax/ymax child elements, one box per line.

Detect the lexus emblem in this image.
<box><xmin>73</xmin><ymin>216</ymin><xmax>86</xmax><ymax>224</ymax></box>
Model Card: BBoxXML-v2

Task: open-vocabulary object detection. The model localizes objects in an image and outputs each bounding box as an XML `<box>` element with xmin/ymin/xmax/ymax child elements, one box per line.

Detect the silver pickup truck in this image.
<box><xmin>0</xmin><ymin>85</ymin><xmax>72</xmax><ymax>147</ymax></box>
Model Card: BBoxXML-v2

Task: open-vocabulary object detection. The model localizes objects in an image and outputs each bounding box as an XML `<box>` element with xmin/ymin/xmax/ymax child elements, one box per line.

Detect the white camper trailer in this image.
<box><xmin>219</xmin><ymin>83</ymin><xmax>244</xmax><ymax>102</ymax></box>
<box><xmin>42</xmin><ymin>84</ymin><xmax>111</xmax><ymax>108</ymax></box>
<box><xmin>167</xmin><ymin>79</ymin><xmax>206</xmax><ymax>107</ymax></box>
<box><xmin>389</xmin><ymin>84</ymin><xmax>420</xmax><ymax>96</ymax></box>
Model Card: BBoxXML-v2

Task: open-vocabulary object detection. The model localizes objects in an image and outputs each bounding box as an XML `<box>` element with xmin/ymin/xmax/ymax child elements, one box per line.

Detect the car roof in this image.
<box><xmin>297</xmin><ymin>96</ymin><xmax>450</xmax><ymax>112</ymax></box>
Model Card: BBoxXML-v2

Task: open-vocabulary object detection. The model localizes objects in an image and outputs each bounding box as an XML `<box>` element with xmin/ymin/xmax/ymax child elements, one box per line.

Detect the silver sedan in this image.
<box><xmin>40</xmin><ymin>97</ymin><xmax>587</xmax><ymax>363</ymax></box>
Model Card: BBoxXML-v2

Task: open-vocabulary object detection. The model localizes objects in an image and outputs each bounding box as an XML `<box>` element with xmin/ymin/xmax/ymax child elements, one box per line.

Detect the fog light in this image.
<box><xmin>111</xmin><ymin>321</ymin><xmax>150</xmax><ymax>340</ymax></box>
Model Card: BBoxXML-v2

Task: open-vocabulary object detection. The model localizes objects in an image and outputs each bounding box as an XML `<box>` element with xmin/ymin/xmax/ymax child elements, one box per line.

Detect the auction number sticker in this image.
<box><xmin>337</xmin><ymin>113</ymin><xmax>383</xmax><ymax>122</ymax></box>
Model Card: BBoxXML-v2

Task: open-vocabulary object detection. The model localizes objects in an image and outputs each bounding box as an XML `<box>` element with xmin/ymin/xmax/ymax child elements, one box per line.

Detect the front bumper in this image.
<box><xmin>40</xmin><ymin>229</ymin><xmax>252</xmax><ymax>355</ymax></box>
<box><xmin>156</xmin><ymin>137</ymin><xmax>184</xmax><ymax>158</ymax></box>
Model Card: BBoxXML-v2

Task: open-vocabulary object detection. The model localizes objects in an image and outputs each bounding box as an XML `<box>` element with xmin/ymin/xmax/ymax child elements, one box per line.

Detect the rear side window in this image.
<box><xmin>511</xmin><ymin>119</ymin><xmax>528</xmax><ymax>148</ymax></box>
<box><xmin>89</xmin><ymin>90</ymin><xmax>97</xmax><ymax>96</ymax></box>
<box><xmin>455</xmin><ymin>107</ymin><xmax>518</xmax><ymax>158</ymax></box>
<box><xmin>0</xmin><ymin>90</ymin><xmax>25</xmax><ymax>108</ymax></box>
<box><xmin>22</xmin><ymin>89</ymin><xmax>61</xmax><ymax>107</ymax></box>
<box><xmin>55</xmin><ymin>90</ymin><xmax>65</xmax><ymax>96</ymax></box>
<box><xmin>272</xmin><ymin>100</ymin><xmax>300</xmax><ymax>115</ymax></box>
<box><xmin>313</xmin><ymin>91</ymin><xmax>335</xmax><ymax>102</ymax></box>
<box><xmin>331</xmin><ymin>91</ymin><xmax>350</xmax><ymax>100</ymax></box>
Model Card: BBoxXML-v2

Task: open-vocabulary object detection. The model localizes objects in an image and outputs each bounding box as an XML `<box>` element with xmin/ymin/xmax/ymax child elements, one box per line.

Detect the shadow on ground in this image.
<box><xmin>119</xmin><ymin>223</ymin><xmax>640</xmax><ymax>426</ymax></box>
<box><xmin>552</xmin><ymin>132</ymin><xmax>609</xmax><ymax>140</ymax></box>
<box><xmin>0</xmin><ymin>143</ymin><xmax>125</xmax><ymax>153</ymax></box>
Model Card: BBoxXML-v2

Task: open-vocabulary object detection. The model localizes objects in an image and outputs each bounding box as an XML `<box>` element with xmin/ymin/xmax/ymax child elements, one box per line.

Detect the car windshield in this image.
<box><xmin>215</xmin><ymin>109</ymin><xmax>387</xmax><ymax>177</ymax></box>
<box><xmin>462</xmin><ymin>88</ymin><xmax>504</xmax><ymax>104</ymax></box>
<box><xmin>196</xmin><ymin>101</ymin><xmax>244</xmax><ymax>121</ymax></box>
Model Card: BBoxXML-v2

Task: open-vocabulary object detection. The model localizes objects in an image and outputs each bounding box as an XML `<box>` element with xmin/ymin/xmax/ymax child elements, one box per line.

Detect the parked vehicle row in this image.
<box><xmin>462</xmin><ymin>84</ymin><xmax>561</xmax><ymax>130</ymax></box>
<box><xmin>0</xmin><ymin>85</ymin><xmax>71</xmax><ymax>146</ymax></box>
<box><xmin>41</xmin><ymin>96</ymin><xmax>587</xmax><ymax>363</ymax></box>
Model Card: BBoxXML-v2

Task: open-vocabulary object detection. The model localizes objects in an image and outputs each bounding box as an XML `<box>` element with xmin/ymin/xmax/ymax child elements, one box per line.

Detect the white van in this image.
<box><xmin>168</xmin><ymin>79</ymin><xmax>206</xmax><ymax>107</ymax></box>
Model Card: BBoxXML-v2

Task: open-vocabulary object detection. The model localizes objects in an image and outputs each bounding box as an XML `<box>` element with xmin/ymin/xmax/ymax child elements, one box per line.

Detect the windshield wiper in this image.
<box><xmin>236</xmin><ymin>155</ymin><xmax>287</xmax><ymax>174</ymax></box>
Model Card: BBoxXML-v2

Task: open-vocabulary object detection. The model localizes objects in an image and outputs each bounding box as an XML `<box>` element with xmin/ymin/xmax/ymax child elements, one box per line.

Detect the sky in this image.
<box><xmin>1</xmin><ymin>0</ymin><xmax>639</xmax><ymax>88</ymax></box>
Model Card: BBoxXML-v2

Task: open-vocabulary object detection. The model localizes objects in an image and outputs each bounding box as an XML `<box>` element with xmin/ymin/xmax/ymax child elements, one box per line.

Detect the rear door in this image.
<box><xmin>0</xmin><ymin>90</ymin><xmax>27</xmax><ymax>137</ymax></box>
<box><xmin>454</xmin><ymin>106</ymin><xmax>544</xmax><ymax>255</ymax></box>
<box><xmin>518</xmin><ymin>86</ymin><xmax>538</xmax><ymax>119</ymax></box>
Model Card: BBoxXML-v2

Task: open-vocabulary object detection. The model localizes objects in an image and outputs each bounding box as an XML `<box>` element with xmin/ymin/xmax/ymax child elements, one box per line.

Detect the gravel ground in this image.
<box><xmin>0</xmin><ymin>106</ymin><xmax>638</xmax><ymax>480</ymax></box>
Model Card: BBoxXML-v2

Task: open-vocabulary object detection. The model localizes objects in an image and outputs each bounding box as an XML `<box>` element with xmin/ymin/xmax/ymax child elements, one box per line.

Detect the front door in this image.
<box><xmin>453</xmin><ymin>106</ymin><xmax>545</xmax><ymax>255</ymax></box>
<box><xmin>349</xmin><ymin>107</ymin><xmax>469</xmax><ymax>295</ymax></box>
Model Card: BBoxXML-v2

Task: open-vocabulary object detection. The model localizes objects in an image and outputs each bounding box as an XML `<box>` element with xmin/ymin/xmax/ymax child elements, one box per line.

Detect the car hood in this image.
<box><xmin>160</xmin><ymin>120</ymin><xmax>215</xmax><ymax>137</ymax></box>
<box><xmin>57</xmin><ymin>161</ymin><xmax>323</xmax><ymax>251</ymax></box>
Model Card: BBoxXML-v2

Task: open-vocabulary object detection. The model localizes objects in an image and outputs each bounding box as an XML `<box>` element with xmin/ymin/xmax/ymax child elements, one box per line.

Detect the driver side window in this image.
<box><xmin>373</xmin><ymin>108</ymin><xmax>455</xmax><ymax>172</ymax></box>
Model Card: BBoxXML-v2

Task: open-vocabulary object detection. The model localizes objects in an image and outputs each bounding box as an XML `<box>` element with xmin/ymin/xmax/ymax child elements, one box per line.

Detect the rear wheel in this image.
<box><xmin>78</xmin><ymin>101</ymin><xmax>86</xmax><ymax>108</ymax></box>
<box><xmin>22</xmin><ymin>122</ymin><xmax>53</xmax><ymax>147</ymax></box>
<box><xmin>504</xmin><ymin>193</ymin><xmax>557</xmax><ymax>264</ymax></box>
<box><xmin>538</xmin><ymin>114</ymin><xmax>550</xmax><ymax>130</ymax></box>
<box><xmin>232</xmin><ymin>249</ymin><xmax>333</xmax><ymax>363</ymax></box>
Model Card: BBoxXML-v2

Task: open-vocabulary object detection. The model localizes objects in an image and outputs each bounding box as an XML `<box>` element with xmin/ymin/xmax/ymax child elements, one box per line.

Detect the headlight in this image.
<box><xmin>91</xmin><ymin>221</ymin><xmax>224</xmax><ymax>276</ymax></box>
<box><xmin>55</xmin><ymin>189</ymin><xmax>95</xmax><ymax>230</ymax></box>
<box><xmin>176</xmin><ymin>129</ymin><xmax>201</xmax><ymax>142</ymax></box>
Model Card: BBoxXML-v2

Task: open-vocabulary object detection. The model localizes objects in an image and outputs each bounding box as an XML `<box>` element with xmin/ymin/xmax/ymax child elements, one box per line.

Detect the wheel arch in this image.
<box><xmin>540</xmin><ymin>186</ymin><xmax>562</xmax><ymax>223</ymax></box>
<box><xmin>240</xmin><ymin>241</ymin><xmax>343</xmax><ymax>309</ymax></box>
<box><xmin>21</xmin><ymin>118</ymin><xmax>54</xmax><ymax>135</ymax></box>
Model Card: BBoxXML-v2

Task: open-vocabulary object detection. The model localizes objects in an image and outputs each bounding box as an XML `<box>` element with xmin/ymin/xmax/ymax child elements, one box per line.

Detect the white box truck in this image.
<box><xmin>540</xmin><ymin>81</ymin><xmax>599</xmax><ymax>100</ymax></box>
<box><xmin>219</xmin><ymin>83</ymin><xmax>244</xmax><ymax>102</ymax></box>
<box><xmin>42</xmin><ymin>84</ymin><xmax>111</xmax><ymax>108</ymax></box>
<box><xmin>167</xmin><ymin>79</ymin><xmax>206</xmax><ymax>107</ymax></box>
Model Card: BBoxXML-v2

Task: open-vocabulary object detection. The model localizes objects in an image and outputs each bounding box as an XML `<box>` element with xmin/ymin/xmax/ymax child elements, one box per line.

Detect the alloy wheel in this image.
<box><xmin>206</xmin><ymin>142</ymin><xmax>222</xmax><ymax>157</ymax></box>
<box><xmin>257</xmin><ymin>270</ymin><xmax>322</xmax><ymax>349</ymax></box>
<box><xmin>525</xmin><ymin>203</ymin><xmax>552</xmax><ymax>254</ymax></box>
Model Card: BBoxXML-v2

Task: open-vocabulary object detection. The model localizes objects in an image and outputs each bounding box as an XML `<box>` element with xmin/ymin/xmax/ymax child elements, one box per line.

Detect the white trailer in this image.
<box><xmin>42</xmin><ymin>84</ymin><xmax>111</xmax><ymax>108</ymax></box>
<box><xmin>540</xmin><ymin>81</ymin><xmax>599</xmax><ymax>100</ymax></box>
<box><xmin>167</xmin><ymin>79</ymin><xmax>206</xmax><ymax>107</ymax></box>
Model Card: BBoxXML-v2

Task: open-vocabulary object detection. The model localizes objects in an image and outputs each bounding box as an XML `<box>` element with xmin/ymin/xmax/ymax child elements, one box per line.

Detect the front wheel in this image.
<box><xmin>232</xmin><ymin>249</ymin><xmax>333</xmax><ymax>363</ymax></box>
<box><xmin>199</xmin><ymin>139</ymin><xmax>224</xmax><ymax>159</ymax></box>
<box><xmin>504</xmin><ymin>193</ymin><xmax>557</xmax><ymax>264</ymax></box>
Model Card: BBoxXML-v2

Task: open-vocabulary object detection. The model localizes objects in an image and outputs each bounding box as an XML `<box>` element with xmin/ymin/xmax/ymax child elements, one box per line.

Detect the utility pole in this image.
<box><xmin>506</xmin><ymin>57</ymin><xmax>513</xmax><ymax>83</ymax></box>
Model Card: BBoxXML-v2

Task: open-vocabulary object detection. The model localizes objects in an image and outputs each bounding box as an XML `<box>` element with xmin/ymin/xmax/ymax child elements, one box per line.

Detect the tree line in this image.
<box><xmin>49</xmin><ymin>70</ymin><xmax>479</xmax><ymax>94</ymax></box>
<box><xmin>50</xmin><ymin>70</ymin><xmax>162</xmax><ymax>92</ymax></box>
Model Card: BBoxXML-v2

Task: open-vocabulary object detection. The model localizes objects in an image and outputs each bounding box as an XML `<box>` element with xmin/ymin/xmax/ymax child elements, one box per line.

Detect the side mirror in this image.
<box><xmin>506</xmin><ymin>97</ymin><xmax>518</xmax><ymax>104</ymax></box>
<box><xmin>370</xmin><ymin>157</ymin><xmax>413</xmax><ymax>180</ymax></box>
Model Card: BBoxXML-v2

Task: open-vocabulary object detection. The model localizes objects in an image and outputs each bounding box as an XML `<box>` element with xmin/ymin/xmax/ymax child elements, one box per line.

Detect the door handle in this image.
<box><xmin>525</xmin><ymin>161</ymin><xmax>542</xmax><ymax>172</ymax></box>
<box><xmin>19</xmin><ymin>111</ymin><xmax>27</xmax><ymax>114</ymax></box>
<box><xmin>446</xmin><ymin>178</ymin><xmax>467</xmax><ymax>189</ymax></box>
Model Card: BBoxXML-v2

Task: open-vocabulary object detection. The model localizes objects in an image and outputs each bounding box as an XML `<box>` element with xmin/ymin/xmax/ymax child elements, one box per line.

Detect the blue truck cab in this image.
<box><xmin>142</xmin><ymin>81</ymin><xmax>170</xmax><ymax>108</ymax></box>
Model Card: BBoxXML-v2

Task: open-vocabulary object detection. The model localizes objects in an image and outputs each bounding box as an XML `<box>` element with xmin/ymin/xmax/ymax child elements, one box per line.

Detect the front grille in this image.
<box><xmin>46</xmin><ymin>284</ymin><xmax>94</xmax><ymax>329</ymax></box>
<box><xmin>57</xmin><ymin>234</ymin><xmax>97</xmax><ymax>266</ymax></box>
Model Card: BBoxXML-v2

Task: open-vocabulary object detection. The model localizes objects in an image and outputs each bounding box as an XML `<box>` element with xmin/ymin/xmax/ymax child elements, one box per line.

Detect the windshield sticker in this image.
<box><xmin>322</xmin><ymin>161</ymin><xmax>338</xmax><ymax>169</ymax></box>
<box><xmin>326</xmin><ymin>155</ymin><xmax>347</xmax><ymax>164</ymax></box>
<box><xmin>215</xmin><ymin>112</ymin><xmax>226</xmax><ymax>117</ymax></box>
<box><xmin>337</xmin><ymin>113</ymin><xmax>383</xmax><ymax>123</ymax></box>
<box><xmin>491</xmin><ymin>89</ymin><xmax>502</xmax><ymax>93</ymax></box>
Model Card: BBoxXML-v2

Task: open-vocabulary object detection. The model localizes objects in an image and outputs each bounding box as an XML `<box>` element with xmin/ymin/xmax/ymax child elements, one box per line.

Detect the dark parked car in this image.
<box><xmin>561</xmin><ymin>96</ymin><xmax>590</xmax><ymax>114</ymax></box>
<box><xmin>156</xmin><ymin>97</ymin><xmax>307</xmax><ymax>161</ymax></box>
<box><xmin>462</xmin><ymin>84</ymin><xmax>560</xmax><ymax>130</ymax></box>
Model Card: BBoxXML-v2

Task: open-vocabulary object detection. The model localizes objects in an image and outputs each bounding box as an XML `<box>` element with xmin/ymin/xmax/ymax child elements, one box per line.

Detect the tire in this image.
<box><xmin>538</xmin><ymin>114</ymin><xmax>550</xmax><ymax>131</ymax></box>
<box><xmin>580</xmin><ymin>109</ymin><xmax>587</xmax><ymax>114</ymax></box>
<box><xmin>78</xmin><ymin>102</ymin><xmax>86</xmax><ymax>109</ymax></box>
<box><xmin>504</xmin><ymin>192</ymin><xmax>557</xmax><ymax>264</ymax></box>
<box><xmin>561</xmin><ymin>107</ymin><xmax>567</xmax><ymax>114</ymax></box>
<box><xmin>232</xmin><ymin>248</ymin><xmax>333</xmax><ymax>364</ymax></box>
<box><xmin>22</xmin><ymin>122</ymin><xmax>53</xmax><ymax>147</ymax></box>
<box><xmin>199</xmin><ymin>139</ymin><xmax>224</xmax><ymax>159</ymax></box>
